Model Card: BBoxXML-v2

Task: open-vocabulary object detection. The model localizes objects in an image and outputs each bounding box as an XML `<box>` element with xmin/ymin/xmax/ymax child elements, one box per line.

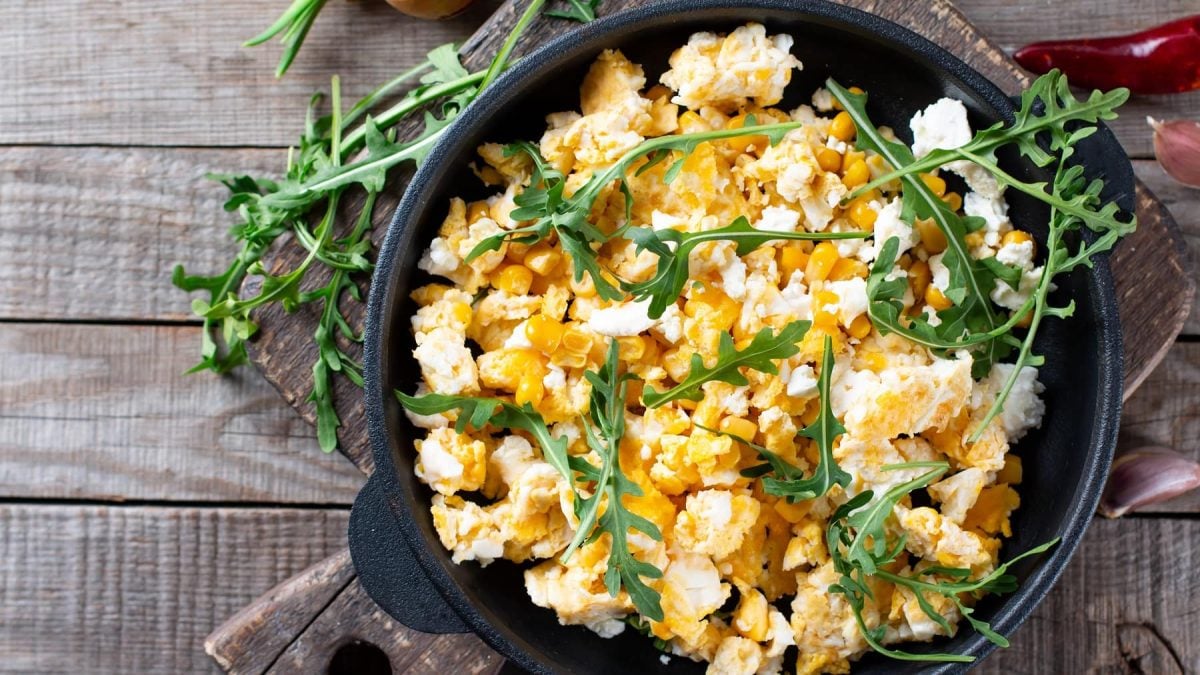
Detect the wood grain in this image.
<box><xmin>0</xmin><ymin>146</ymin><xmax>278</xmax><ymax>322</ymax></box>
<box><xmin>0</xmin><ymin>504</ymin><xmax>349</xmax><ymax>675</ymax></box>
<box><xmin>980</xmin><ymin>517</ymin><xmax>1200</xmax><ymax>674</ymax></box>
<box><xmin>0</xmin><ymin>323</ymin><xmax>363</xmax><ymax>503</ymax></box>
<box><xmin>0</xmin><ymin>0</ymin><xmax>1184</xmax><ymax>155</ymax></box>
<box><xmin>209</xmin><ymin>517</ymin><xmax>1200</xmax><ymax>675</ymax></box>
<box><xmin>1132</xmin><ymin>161</ymin><xmax>1200</xmax><ymax>337</ymax></box>
<box><xmin>0</xmin><ymin>0</ymin><xmax>489</xmax><ymax>147</ymax></box>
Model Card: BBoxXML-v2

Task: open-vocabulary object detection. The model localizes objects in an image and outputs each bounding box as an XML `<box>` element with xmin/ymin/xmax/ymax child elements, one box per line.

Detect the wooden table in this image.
<box><xmin>0</xmin><ymin>1</ymin><xmax>1196</xmax><ymax>673</ymax></box>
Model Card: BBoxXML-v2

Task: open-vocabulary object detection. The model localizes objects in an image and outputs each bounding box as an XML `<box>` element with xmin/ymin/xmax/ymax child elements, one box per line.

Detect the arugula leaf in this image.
<box><xmin>626</xmin><ymin>216</ymin><xmax>871</xmax><ymax>319</ymax></box>
<box><xmin>761</xmin><ymin>335</ymin><xmax>852</xmax><ymax>501</ymax></box>
<box><xmin>563</xmin><ymin>340</ymin><xmax>664</xmax><ymax>621</ymax></box>
<box><xmin>394</xmin><ymin>391</ymin><xmax>573</xmax><ymax>486</ymax></box>
<box><xmin>642</xmin><ymin>321</ymin><xmax>810</xmax><ymax>408</ymax></box>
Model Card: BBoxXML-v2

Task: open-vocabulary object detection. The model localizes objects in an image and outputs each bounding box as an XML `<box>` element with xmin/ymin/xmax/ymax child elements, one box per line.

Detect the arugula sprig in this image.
<box><xmin>626</xmin><ymin>216</ymin><xmax>870</xmax><ymax>319</ymax></box>
<box><xmin>563</xmin><ymin>340</ymin><xmax>665</xmax><ymax>620</ymax></box>
<box><xmin>642</xmin><ymin>321</ymin><xmax>810</xmax><ymax>408</ymax></box>
<box><xmin>828</xmin><ymin>70</ymin><xmax>1135</xmax><ymax>414</ymax></box>
<box><xmin>764</xmin><ymin>335</ymin><xmax>852</xmax><ymax>501</ymax></box>
<box><xmin>179</xmin><ymin>1</ymin><xmax>602</xmax><ymax>451</ymax></box>
<box><xmin>393</xmin><ymin>391</ymin><xmax>573</xmax><ymax>485</ymax></box>
<box><xmin>465</xmin><ymin>119</ymin><xmax>807</xmax><ymax>297</ymax></box>
<box><xmin>828</xmin><ymin>80</ymin><xmax>1008</xmax><ymax>377</ymax></box>
<box><xmin>703</xmin><ymin>335</ymin><xmax>852</xmax><ymax>506</ymax></box>
<box><xmin>826</xmin><ymin>462</ymin><xmax>1059</xmax><ymax>662</ymax></box>
<box><xmin>245</xmin><ymin>0</ymin><xmax>329</xmax><ymax>78</ymax></box>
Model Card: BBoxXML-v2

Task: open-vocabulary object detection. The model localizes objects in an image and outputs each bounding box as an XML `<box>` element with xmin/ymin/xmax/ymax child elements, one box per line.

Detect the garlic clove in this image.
<box><xmin>1099</xmin><ymin>445</ymin><xmax>1200</xmax><ymax>518</ymax></box>
<box><xmin>1149</xmin><ymin>117</ymin><xmax>1200</xmax><ymax>188</ymax></box>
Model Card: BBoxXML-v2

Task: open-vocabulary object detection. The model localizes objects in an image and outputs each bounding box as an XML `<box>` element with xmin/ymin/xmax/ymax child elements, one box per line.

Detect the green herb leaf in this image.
<box><xmin>244</xmin><ymin>0</ymin><xmax>330</xmax><ymax>77</ymax></box>
<box><xmin>545</xmin><ymin>0</ymin><xmax>601</xmax><ymax>22</ymax></box>
<box><xmin>394</xmin><ymin>391</ymin><xmax>573</xmax><ymax>486</ymax></box>
<box><xmin>642</xmin><ymin>321</ymin><xmax>810</xmax><ymax>408</ymax></box>
<box><xmin>563</xmin><ymin>340</ymin><xmax>664</xmax><ymax>621</ymax></box>
<box><xmin>761</xmin><ymin>335</ymin><xmax>852</xmax><ymax>501</ymax></box>
<box><xmin>626</xmin><ymin>216</ymin><xmax>870</xmax><ymax>319</ymax></box>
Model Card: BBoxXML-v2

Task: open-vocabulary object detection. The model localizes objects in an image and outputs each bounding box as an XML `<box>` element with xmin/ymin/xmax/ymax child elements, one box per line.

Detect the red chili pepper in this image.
<box><xmin>1014</xmin><ymin>15</ymin><xmax>1200</xmax><ymax>94</ymax></box>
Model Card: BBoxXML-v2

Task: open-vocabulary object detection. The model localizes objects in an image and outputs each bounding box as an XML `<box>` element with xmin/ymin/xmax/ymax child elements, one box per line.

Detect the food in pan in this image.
<box><xmin>398</xmin><ymin>23</ymin><xmax>1133</xmax><ymax>673</ymax></box>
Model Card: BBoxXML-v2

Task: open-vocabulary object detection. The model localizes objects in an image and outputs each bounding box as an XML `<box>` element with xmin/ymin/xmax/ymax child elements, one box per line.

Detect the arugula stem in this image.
<box><xmin>479</xmin><ymin>0</ymin><xmax>547</xmax><ymax>92</ymax></box>
<box><xmin>339</xmin><ymin>72</ymin><xmax>486</xmax><ymax>158</ymax></box>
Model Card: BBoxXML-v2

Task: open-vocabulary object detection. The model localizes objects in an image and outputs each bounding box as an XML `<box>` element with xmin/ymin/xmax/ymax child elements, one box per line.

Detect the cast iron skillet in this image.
<box><xmin>352</xmin><ymin>1</ymin><xmax>1129</xmax><ymax>672</ymax></box>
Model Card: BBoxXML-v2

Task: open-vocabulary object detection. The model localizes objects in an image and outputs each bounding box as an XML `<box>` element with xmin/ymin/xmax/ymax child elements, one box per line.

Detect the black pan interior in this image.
<box><xmin>365</xmin><ymin>2</ymin><xmax>1124</xmax><ymax>673</ymax></box>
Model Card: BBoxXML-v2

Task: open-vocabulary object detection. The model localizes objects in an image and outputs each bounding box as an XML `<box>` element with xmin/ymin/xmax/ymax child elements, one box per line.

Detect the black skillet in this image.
<box><xmin>351</xmin><ymin>1</ymin><xmax>1130</xmax><ymax>672</ymax></box>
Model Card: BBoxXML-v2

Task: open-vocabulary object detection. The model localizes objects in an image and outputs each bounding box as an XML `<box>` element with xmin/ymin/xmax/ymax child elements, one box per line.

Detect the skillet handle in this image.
<box><xmin>349</xmin><ymin>473</ymin><xmax>470</xmax><ymax>634</ymax></box>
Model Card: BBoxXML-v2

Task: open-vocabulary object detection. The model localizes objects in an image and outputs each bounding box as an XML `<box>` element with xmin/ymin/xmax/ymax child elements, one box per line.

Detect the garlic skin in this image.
<box><xmin>1099</xmin><ymin>446</ymin><xmax>1200</xmax><ymax>518</ymax></box>
<box><xmin>1149</xmin><ymin>117</ymin><xmax>1200</xmax><ymax>188</ymax></box>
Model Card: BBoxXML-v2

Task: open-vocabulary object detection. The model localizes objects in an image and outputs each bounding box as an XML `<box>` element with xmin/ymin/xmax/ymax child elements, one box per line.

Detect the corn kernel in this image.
<box><xmin>848</xmin><ymin>314</ymin><xmax>873</xmax><ymax>339</ymax></box>
<box><xmin>925</xmin><ymin>285</ymin><xmax>953</xmax><ymax>311</ymax></box>
<box><xmin>1002</xmin><ymin>230</ymin><xmax>1036</xmax><ymax>257</ymax></box>
<box><xmin>814</xmin><ymin>290</ymin><xmax>840</xmax><ymax>332</ymax></box>
<box><xmin>678</xmin><ymin>110</ymin><xmax>709</xmax><ymax>133</ymax></box>
<box><xmin>514</xmin><ymin>373</ymin><xmax>545</xmax><ymax>407</ymax></box>
<box><xmin>494</xmin><ymin>264</ymin><xmax>533</xmax><ymax>295</ymax></box>
<box><xmin>466</xmin><ymin>201</ymin><xmax>490</xmax><ymax>223</ymax></box>
<box><xmin>725</xmin><ymin>113</ymin><xmax>769</xmax><ymax>152</ymax></box>
<box><xmin>908</xmin><ymin>260</ymin><xmax>932</xmax><ymax>301</ymax></box>
<box><xmin>504</xmin><ymin>241</ymin><xmax>531</xmax><ymax>264</ymax></box>
<box><xmin>617</xmin><ymin>336</ymin><xmax>646</xmax><ymax>361</ymax></box>
<box><xmin>829</xmin><ymin>257</ymin><xmax>868</xmax><ymax>281</ymax></box>
<box><xmin>815</xmin><ymin>147</ymin><xmax>842</xmax><ymax>172</ymax></box>
<box><xmin>860</xmin><ymin>351</ymin><xmax>887</xmax><ymax>372</ymax></box>
<box><xmin>919</xmin><ymin>173</ymin><xmax>947</xmax><ymax>197</ymax></box>
<box><xmin>998</xmin><ymin>454</ymin><xmax>1023</xmax><ymax>485</ymax></box>
<box><xmin>550</xmin><ymin>350</ymin><xmax>588</xmax><ymax>369</ymax></box>
<box><xmin>560</xmin><ymin>325</ymin><xmax>593</xmax><ymax>354</ymax></box>
<box><xmin>779</xmin><ymin>244</ymin><xmax>810</xmax><ymax>280</ymax></box>
<box><xmin>568</xmin><ymin>273</ymin><xmax>596</xmax><ymax>298</ymax></box>
<box><xmin>525</xmin><ymin>314</ymin><xmax>564</xmax><ymax>354</ymax></box>
<box><xmin>663</xmin><ymin>347</ymin><xmax>694</xmax><ymax>382</ymax></box>
<box><xmin>829</xmin><ymin>111</ymin><xmax>856</xmax><ymax>142</ymax></box>
<box><xmin>805</xmin><ymin>242</ymin><xmax>840</xmax><ymax>283</ymax></box>
<box><xmin>848</xmin><ymin>198</ymin><xmax>877</xmax><ymax>230</ymax></box>
<box><xmin>718</xmin><ymin>416</ymin><xmax>758</xmax><ymax>441</ymax></box>
<box><xmin>1013</xmin><ymin>308</ymin><xmax>1034</xmax><ymax>329</ymax></box>
<box><xmin>943</xmin><ymin>191</ymin><xmax>963</xmax><ymax>211</ymax></box>
<box><xmin>964</xmin><ymin>231</ymin><xmax>985</xmax><ymax>249</ymax></box>
<box><xmin>450</xmin><ymin>302</ymin><xmax>473</xmax><ymax>326</ymax></box>
<box><xmin>914</xmin><ymin>218</ymin><xmax>948</xmax><ymax>254</ymax></box>
<box><xmin>841</xmin><ymin>159</ymin><xmax>870</xmax><ymax>189</ymax></box>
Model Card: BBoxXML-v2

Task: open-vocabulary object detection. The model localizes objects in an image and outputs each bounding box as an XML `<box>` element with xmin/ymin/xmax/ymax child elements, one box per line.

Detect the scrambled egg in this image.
<box><xmin>407</xmin><ymin>24</ymin><xmax>1044</xmax><ymax>674</ymax></box>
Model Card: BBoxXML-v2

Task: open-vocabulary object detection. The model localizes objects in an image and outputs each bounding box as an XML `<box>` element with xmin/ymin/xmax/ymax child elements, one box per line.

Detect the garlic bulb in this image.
<box><xmin>1099</xmin><ymin>446</ymin><xmax>1200</xmax><ymax>518</ymax></box>
<box><xmin>1149</xmin><ymin>117</ymin><xmax>1200</xmax><ymax>188</ymax></box>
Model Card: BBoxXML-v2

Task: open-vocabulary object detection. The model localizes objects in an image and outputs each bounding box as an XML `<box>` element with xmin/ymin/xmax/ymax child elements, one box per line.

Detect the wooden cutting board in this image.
<box><xmin>207</xmin><ymin>1</ymin><xmax>1195</xmax><ymax>672</ymax></box>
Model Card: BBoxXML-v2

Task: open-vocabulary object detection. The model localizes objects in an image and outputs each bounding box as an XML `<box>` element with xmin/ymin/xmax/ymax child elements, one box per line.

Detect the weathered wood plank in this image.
<box><xmin>0</xmin><ymin>0</ymin><xmax>1185</xmax><ymax>154</ymax></box>
<box><xmin>981</xmin><ymin>517</ymin><xmax>1200</xmax><ymax>674</ymax></box>
<box><xmin>1132</xmin><ymin>161</ymin><xmax>1200</xmax><ymax>337</ymax></box>
<box><xmin>0</xmin><ymin>0</ymin><xmax>487</xmax><ymax>147</ymax></box>
<box><xmin>0</xmin><ymin>504</ymin><xmax>350</xmax><ymax>675</ymax></box>
<box><xmin>0</xmin><ymin>146</ymin><xmax>280</xmax><ymax>322</ymax></box>
<box><xmin>0</xmin><ymin>323</ymin><xmax>363</xmax><ymax>503</ymax></box>
<box><xmin>2</xmin><ymin>147</ymin><xmax>1194</xmax><ymax>332</ymax></box>
<box><xmin>1119</xmin><ymin>341</ymin><xmax>1200</xmax><ymax>515</ymax></box>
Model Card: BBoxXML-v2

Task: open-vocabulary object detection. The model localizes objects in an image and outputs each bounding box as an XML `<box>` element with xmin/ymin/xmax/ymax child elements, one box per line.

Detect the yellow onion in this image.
<box><xmin>1099</xmin><ymin>445</ymin><xmax>1200</xmax><ymax>518</ymax></box>
<box><xmin>385</xmin><ymin>0</ymin><xmax>475</xmax><ymax>19</ymax></box>
<box><xmin>1149</xmin><ymin>117</ymin><xmax>1200</xmax><ymax>188</ymax></box>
